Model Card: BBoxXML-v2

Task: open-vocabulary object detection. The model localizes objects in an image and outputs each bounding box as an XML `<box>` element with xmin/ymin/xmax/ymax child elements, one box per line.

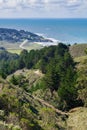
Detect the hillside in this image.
<box><xmin>69</xmin><ymin>44</ymin><xmax>87</xmax><ymax>58</ymax></box>
<box><xmin>0</xmin><ymin>77</ymin><xmax>67</xmax><ymax>130</ymax></box>
<box><xmin>67</xmin><ymin>107</ymin><xmax>87</xmax><ymax>130</ymax></box>
<box><xmin>7</xmin><ymin>69</ymin><xmax>44</xmax><ymax>90</ymax></box>
<box><xmin>1</xmin><ymin>68</ymin><xmax>87</xmax><ymax>130</ymax></box>
<box><xmin>0</xmin><ymin>43</ymin><xmax>87</xmax><ymax>129</ymax></box>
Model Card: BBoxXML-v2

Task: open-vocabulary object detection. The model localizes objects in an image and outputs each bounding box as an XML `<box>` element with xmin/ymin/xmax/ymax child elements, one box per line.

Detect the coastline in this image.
<box><xmin>35</xmin><ymin>33</ymin><xmax>60</xmax><ymax>46</ymax></box>
<box><xmin>19</xmin><ymin>32</ymin><xmax>60</xmax><ymax>50</ymax></box>
<box><xmin>0</xmin><ymin>18</ymin><xmax>87</xmax><ymax>44</ymax></box>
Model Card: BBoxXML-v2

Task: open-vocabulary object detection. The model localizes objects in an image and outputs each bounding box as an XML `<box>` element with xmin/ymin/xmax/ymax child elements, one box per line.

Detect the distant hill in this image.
<box><xmin>0</xmin><ymin>28</ymin><xmax>53</xmax><ymax>43</ymax></box>
<box><xmin>69</xmin><ymin>44</ymin><xmax>87</xmax><ymax>58</ymax></box>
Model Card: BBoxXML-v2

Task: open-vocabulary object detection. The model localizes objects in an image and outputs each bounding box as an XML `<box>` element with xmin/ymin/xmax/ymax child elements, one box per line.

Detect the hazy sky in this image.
<box><xmin>0</xmin><ymin>0</ymin><xmax>86</xmax><ymax>18</ymax></box>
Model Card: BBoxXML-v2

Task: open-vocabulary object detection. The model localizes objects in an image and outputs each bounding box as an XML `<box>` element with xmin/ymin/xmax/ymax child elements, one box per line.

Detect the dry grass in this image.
<box><xmin>67</xmin><ymin>107</ymin><xmax>87</xmax><ymax>130</ymax></box>
<box><xmin>7</xmin><ymin>49</ymin><xmax>22</xmax><ymax>54</ymax></box>
<box><xmin>69</xmin><ymin>44</ymin><xmax>87</xmax><ymax>58</ymax></box>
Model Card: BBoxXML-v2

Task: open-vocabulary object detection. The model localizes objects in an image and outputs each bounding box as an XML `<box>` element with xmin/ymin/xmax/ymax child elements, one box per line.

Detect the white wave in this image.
<box><xmin>35</xmin><ymin>32</ymin><xmax>61</xmax><ymax>43</ymax></box>
<box><xmin>35</xmin><ymin>33</ymin><xmax>44</xmax><ymax>37</ymax></box>
<box><xmin>19</xmin><ymin>32</ymin><xmax>62</xmax><ymax>49</ymax></box>
<box><xmin>34</xmin><ymin>32</ymin><xmax>62</xmax><ymax>47</ymax></box>
<box><xmin>34</xmin><ymin>41</ymin><xmax>58</xmax><ymax>47</ymax></box>
<box><xmin>47</xmin><ymin>37</ymin><xmax>60</xmax><ymax>43</ymax></box>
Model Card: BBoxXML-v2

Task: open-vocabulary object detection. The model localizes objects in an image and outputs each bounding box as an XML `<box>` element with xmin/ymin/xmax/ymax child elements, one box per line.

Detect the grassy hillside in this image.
<box><xmin>69</xmin><ymin>44</ymin><xmax>87</xmax><ymax>58</ymax></box>
<box><xmin>0</xmin><ymin>41</ymin><xmax>43</xmax><ymax>55</ymax></box>
<box><xmin>0</xmin><ymin>43</ymin><xmax>87</xmax><ymax>129</ymax></box>
<box><xmin>1</xmin><ymin>68</ymin><xmax>87</xmax><ymax>130</ymax></box>
<box><xmin>7</xmin><ymin>49</ymin><xmax>22</xmax><ymax>55</ymax></box>
<box><xmin>7</xmin><ymin>69</ymin><xmax>44</xmax><ymax>90</ymax></box>
<box><xmin>67</xmin><ymin>107</ymin><xmax>87</xmax><ymax>130</ymax></box>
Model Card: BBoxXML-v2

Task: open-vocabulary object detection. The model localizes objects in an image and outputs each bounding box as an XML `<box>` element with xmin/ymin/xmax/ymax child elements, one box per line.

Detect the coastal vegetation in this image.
<box><xmin>0</xmin><ymin>42</ymin><xmax>87</xmax><ymax>129</ymax></box>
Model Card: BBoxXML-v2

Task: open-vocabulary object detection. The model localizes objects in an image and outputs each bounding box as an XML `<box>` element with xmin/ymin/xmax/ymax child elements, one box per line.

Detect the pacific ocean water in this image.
<box><xmin>0</xmin><ymin>18</ymin><xmax>87</xmax><ymax>44</ymax></box>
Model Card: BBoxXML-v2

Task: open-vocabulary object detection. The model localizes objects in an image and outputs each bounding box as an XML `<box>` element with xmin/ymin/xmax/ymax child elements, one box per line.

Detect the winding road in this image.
<box><xmin>19</xmin><ymin>39</ymin><xmax>28</xmax><ymax>49</ymax></box>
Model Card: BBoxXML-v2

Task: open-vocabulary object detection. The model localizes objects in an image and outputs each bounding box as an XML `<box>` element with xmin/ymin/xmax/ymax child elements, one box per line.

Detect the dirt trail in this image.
<box><xmin>32</xmin><ymin>95</ymin><xmax>68</xmax><ymax>116</ymax></box>
<box><xmin>25</xmin><ymin>92</ymin><xmax>68</xmax><ymax>116</ymax></box>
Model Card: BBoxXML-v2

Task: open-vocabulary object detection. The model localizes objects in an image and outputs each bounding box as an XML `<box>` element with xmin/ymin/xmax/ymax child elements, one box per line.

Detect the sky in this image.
<box><xmin>0</xmin><ymin>0</ymin><xmax>87</xmax><ymax>18</ymax></box>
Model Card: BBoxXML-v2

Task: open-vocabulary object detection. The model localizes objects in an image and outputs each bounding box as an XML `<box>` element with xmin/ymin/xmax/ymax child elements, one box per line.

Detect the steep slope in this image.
<box><xmin>0</xmin><ymin>78</ymin><xmax>67</xmax><ymax>130</ymax></box>
<box><xmin>1</xmin><ymin>43</ymin><xmax>87</xmax><ymax>129</ymax></box>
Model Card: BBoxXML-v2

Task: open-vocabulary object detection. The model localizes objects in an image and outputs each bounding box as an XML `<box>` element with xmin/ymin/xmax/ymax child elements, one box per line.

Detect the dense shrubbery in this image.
<box><xmin>0</xmin><ymin>50</ymin><xmax>19</xmax><ymax>78</ymax></box>
<box><xmin>1</xmin><ymin>43</ymin><xmax>87</xmax><ymax>129</ymax></box>
<box><xmin>0</xmin><ymin>84</ymin><xmax>43</xmax><ymax>130</ymax></box>
<box><xmin>10</xmin><ymin>75</ymin><xmax>29</xmax><ymax>91</ymax></box>
<box><xmin>76</xmin><ymin>58</ymin><xmax>87</xmax><ymax>107</ymax></box>
<box><xmin>0</xmin><ymin>43</ymin><xmax>79</xmax><ymax>110</ymax></box>
<box><xmin>42</xmin><ymin>44</ymin><xmax>78</xmax><ymax>110</ymax></box>
<box><xmin>0</xmin><ymin>43</ymin><xmax>72</xmax><ymax>77</ymax></box>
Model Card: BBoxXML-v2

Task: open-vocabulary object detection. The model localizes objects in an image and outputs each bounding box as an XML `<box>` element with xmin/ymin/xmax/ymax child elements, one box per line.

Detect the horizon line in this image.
<box><xmin>0</xmin><ymin>17</ymin><xmax>87</xmax><ymax>19</ymax></box>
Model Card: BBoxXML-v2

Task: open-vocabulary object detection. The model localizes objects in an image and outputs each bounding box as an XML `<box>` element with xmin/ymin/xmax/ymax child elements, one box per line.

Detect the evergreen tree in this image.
<box><xmin>58</xmin><ymin>66</ymin><xmax>77</xmax><ymax>109</ymax></box>
<box><xmin>19</xmin><ymin>49</ymin><xmax>28</xmax><ymax>69</ymax></box>
<box><xmin>44</xmin><ymin>59</ymin><xmax>60</xmax><ymax>95</ymax></box>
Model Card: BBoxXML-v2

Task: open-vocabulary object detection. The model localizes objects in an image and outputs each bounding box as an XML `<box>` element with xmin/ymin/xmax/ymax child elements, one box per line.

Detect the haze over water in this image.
<box><xmin>0</xmin><ymin>18</ymin><xmax>87</xmax><ymax>44</ymax></box>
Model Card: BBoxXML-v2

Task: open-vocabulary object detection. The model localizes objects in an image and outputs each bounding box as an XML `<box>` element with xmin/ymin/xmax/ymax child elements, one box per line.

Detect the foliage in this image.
<box><xmin>0</xmin><ymin>50</ymin><xmax>19</xmax><ymax>78</ymax></box>
<box><xmin>10</xmin><ymin>74</ymin><xmax>29</xmax><ymax>91</ymax></box>
<box><xmin>44</xmin><ymin>60</ymin><xmax>60</xmax><ymax>94</ymax></box>
<box><xmin>41</xmin><ymin>43</ymin><xmax>78</xmax><ymax>110</ymax></box>
<box><xmin>30</xmin><ymin>81</ymin><xmax>46</xmax><ymax>93</ymax></box>
<box><xmin>1</xmin><ymin>43</ymin><xmax>86</xmax><ymax>129</ymax></box>
<box><xmin>0</xmin><ymin>84</ymin><xmax>43</xmax><ymax>130</ymax></box>
<box><xmin>76</xmin><ymin>57</ymin><xmax>87</xmax><ymax>107</ymax></box>
<box><xmin>0</xmin><ymin>43</ymin><xmax>80</xmax><ymax>110</ymax></box>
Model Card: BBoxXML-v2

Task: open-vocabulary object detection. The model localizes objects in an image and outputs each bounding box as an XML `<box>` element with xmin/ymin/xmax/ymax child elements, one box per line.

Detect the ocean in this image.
<box><xmin>0</xmin><ymin>18</ymin><xmax>87</xmax><ymax>44</ymax></box>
